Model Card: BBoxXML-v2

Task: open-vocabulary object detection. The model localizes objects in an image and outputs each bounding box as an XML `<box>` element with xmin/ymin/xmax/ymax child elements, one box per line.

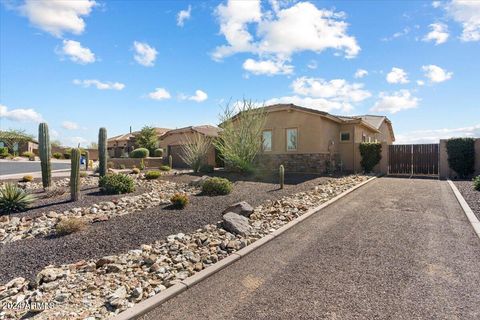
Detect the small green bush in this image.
<box><xmin>22</xmin><ymin>175</ymin><xmax>34</xmax><ymax>182</ymax></box>
<box><xmin>160</xmin><ymin>165</ymin><xmax>171</xmax><ymax>171</ymax></box>
<box><xmin>0</xmin><ymin>183</ymin><xmax>36</xmax><ymax>214</ymax></box>
<box><xmin>359</xmin><ymin>143</ymin><xmax>382</xmax><ymax>173</ymax></box>
<box><xmin>201</xmin><ymin>177</ymin><xmax>233</xmax><ymax>196</ymax></box>
<box><xmin>107</xmin><ymin>161</ymin><xmax>115</xmax><ymax>169</ymax></box>
<box><xmin>52</xmin><ymin>152</ymin><xmax>63</xmax><ymax>159</ymax></box>
<box><xmin>130</xmin><ymin>148</ymin><xmax>149</xmax><ymax>158</ymax></box>
<box><xmin>22</xmin><ymin>151</ymin><xmax>34</xmax><ymax>158</ymax></box>
<box><xmin>80</xmin><ymin>171</ymin><xmax>88</xmax><ymax>178</ymax></box>
<box><xmin>145</xmin><ymin>170</ymin><xmax>161</xmax><ymax>180</ymax></box>
<box><xmin>0</xmin><ymin>147</ymin><xmax>8</xmax><ymax>158</ymax></box>
<box><xmin>170</xmin><ymin>193</ymin><xmax>189</xmax><ymax>209</ymax></box>
<box><xmin>474</xmin><ymin>176</ymin><xmax>480</xmax><ymax>191</ymax></box>
<box><xmin>199</xmin><ymin>164</ymin><xmax>214</xmax><ymax>173</ymax></box>
<box><xmin>131</xmin><ymin>168</ymin><xmax>140</xmax><ymax>174</ymax></box>
<box><xmin>139</xmin><ymin>159</ymin><xmax>145</xmax><ymax>170</ymax></box>
<box><xmin>446</xmin><ymin>138</ymin><xmax>475</xmax><ymax>179</ymax></box>
<box><xmin>120</xmin><ymin>164</ymin><xmax>126</xmax><ymax>169</ymax></box>
<box><xmin>154</xmin><ymin>148</ymin><xmax>163</xmax><ymax>157</ymax></box>
<box><xmin>99</xmin><ymin>174</ymin><xmax>135</xmax><ymax>194</ymax></box>
<box><xmin>55</xmin><ymin>217</ymin><xmax>86</xmax><ymax>236</ymax></box>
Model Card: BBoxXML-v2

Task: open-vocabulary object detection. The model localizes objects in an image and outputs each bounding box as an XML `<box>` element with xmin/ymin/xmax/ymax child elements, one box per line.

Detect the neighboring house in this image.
<box><xmin>160</xmin><ymin>125</ymin><xmax>221</xmax><ymax>168</ymax></box>
<box><xmin>0</xmin><ymin>137</ymin><xmax>38</xmax><ymax>155</ymax></box>
<box><xmin>107</xmin><ymin>127</ymin><xmax>170</xmax><ymax>158</ymax></box>
<box><xmin>243</xmin><ymin>104</ymin><xmax>395</xmax><ymax>173</ymax></box>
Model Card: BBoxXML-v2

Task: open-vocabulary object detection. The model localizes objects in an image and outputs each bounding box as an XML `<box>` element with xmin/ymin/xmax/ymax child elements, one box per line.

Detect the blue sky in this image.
<box><xmin>0</xmin><ymin>0</ymin><xmax>479</xmax><ymax>146</ymax></box>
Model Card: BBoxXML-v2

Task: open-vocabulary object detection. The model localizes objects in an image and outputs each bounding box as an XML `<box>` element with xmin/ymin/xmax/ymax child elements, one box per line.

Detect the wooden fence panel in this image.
<box><xmin>389</xmin><ymin>144</ymin><xmax>439</xmax><ymax>176</ymax></box>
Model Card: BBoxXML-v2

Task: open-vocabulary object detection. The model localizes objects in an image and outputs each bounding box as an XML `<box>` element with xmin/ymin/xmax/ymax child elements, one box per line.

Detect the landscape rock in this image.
<box><xmin>223</xmin><ymin>201</ymin><xmax>254</xmax><ymax>217</ymax></box>
<box><xmin>189</xmin><ymin>175</ymin><xmax>210</xmax><ymax>187</ymax></box>
<box><xmin>222</xmin><ymin>212</ymin><xmax>252</xmax><ymax>236</ymax></box>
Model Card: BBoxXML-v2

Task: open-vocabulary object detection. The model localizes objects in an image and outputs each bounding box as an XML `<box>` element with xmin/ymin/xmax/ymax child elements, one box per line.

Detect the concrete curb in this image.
<box><xmin>113</xmin><ymin>176</ymin><xmax>378</xmax><ymax>320</ymax></box>
<box><xmin>447</xmin><ymin>180</ymin><xmax>480</xmax><ymax>239</ymax></box>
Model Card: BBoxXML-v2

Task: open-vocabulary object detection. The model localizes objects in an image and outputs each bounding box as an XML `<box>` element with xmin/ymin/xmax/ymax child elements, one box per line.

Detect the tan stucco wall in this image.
<box><xmin>160</xmin><ymin>132</ymin><xmax>216</xmax><ymax>166</ymax></box>
<box><xmin>261</xmin><ymin>109</ymin><xmax>340</xmax><ymax>155</ymax></box>
<box><xmin>377</xmin><ymin>122</ymin><xmax>394</xmax><ymax>144</ymax></box>
<box><xmin>439</xmin><ymin>139</ymin><xmax>480</xmax><ymax>179</ymax></box>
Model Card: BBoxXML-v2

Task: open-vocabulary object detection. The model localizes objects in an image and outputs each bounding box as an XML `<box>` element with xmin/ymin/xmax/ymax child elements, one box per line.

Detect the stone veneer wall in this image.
<box><xmin>109</xmin><ymin>157</ymin><xmax>164</xmax><ymax>169</ymax></box>
<box><xmin>256</xmin><ymin>153</ymin><xmax>334</xmax><ymax>173</ymax></box>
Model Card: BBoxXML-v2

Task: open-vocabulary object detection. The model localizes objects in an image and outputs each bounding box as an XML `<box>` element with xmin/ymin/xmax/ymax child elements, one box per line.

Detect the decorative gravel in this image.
<box><xmin>0</xmin><ymin>173</ymin><xmax>333</xmax><ymax>284</ymax></box>
<box><xmin>454</xmin><ymin>180</ymin><xmax>480</xmax><ymax>220</ymax></box>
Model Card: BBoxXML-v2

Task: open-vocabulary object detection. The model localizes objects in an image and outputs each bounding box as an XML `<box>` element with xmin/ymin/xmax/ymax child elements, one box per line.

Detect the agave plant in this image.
<box><xmin>0</xmin><ymin>183</ymin><xmax>36</xmax><ymax>214</ymax></box>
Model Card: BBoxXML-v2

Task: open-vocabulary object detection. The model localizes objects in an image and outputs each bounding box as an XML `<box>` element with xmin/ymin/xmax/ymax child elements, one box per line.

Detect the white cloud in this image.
<box><xmin>266</xmin><ymin>77</ymin><xmax>371</xmax><ymax>113</ymax></box>
<box><xmin>177</xmin><ymin>5</ymin><xmax>192</xmax><ymax>27</ymax></box>
<box><xmin>62</xmin><ymin>121</ymin><xmax>79</xmax><ymax>130</ymax></box>
<box><xmin>381</xmin><ymin>27</ymin><xmax>410</xmax><ymax>41</ymax></box>
<box><xmin>432</xmin><ymin>1</ymin><xmax>442</xmax><ymax>9</ymax></box>
<box><xmin>386</xmin><ymin>67</ymin><xmax>409</xmax><ymax>84</ymax></box>
<box><xmin>60</xmin><ymin>40</ymin><xmax>95</xmax><ymax>64</ymax></box>
<box><xmin>422</xmin><ymin>64</ymin><xmax>453</xmax><ymax>82</ymax></box>
<box><xmin>133</xmin><ymin>41</ymin><xmax>157</xmax><ymax>67</ymax></box>
<box><xmin>0</xmin><ymin>104</ymin><xmax>43</xmax><ymax>123</ymax></box>
<box><xmin>354</xmin><ymin>69</ymin><xmax>368</xmax><ymax>78</ymax></box>
<box><xmin>19</xmin><ymin>0</ymin><xmax>96</xmax><ymax>37</ymax></box>
<box><xmin>445</xmin><ymin>0</ymin><xmax>480</xmax><ymax>42</ymax></box>
<box><xmin>423</xmin><ymin>23</ymin><xmax>449</xmax><ymax>44</ymax></box>
<box><xmin>188</xmin><ymin>90</ymin><xmax>208</xmax><ymax>102</ymax></box>
<box><xmin>148</xmin><ymin>88</ymin><xmax>171</xmax><ymax>100</ymax></box>
<box><xmin>307</xmin><ymin>60</ymin><xmax>318</xmax><ymax>69</ymax></box>
<box><xmin>417</xmin><ymin>80</ymin><xmax>425</xmax><ymax>86</ymax></box>
<box><xmin>242</xmin><ymin>58</ymin><xmax>293</xmax><ymax>75</ymax></box>
<box><xmin>371</xmin><ymin>90</ymin><xmax>419</xmax><ymax>114</ymax></box>
<box><xmin>396</xmin><ymin>124</ymin><xmax>480</xmax><ymax>144</ymax></box>
<box><xmin>213</xmin><ymin>1</ymin><xmax>360</xmax><ymax>73</ymax></box>
<box><xmin>73</xmin><ymin>79</ymin><xmax>125</xmax><ymax>90</ymax></box>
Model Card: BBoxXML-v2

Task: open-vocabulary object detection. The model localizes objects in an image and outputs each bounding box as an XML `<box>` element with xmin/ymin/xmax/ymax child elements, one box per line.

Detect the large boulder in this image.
<box><xmin>223</xmin><ymin>201</ymin><xmax>254</xmax><ymax>217</ymax></box>
<box><xmin>222</xmin><ymin>212</ymin><xmax>252</xmax><ymax>236</ymax></box>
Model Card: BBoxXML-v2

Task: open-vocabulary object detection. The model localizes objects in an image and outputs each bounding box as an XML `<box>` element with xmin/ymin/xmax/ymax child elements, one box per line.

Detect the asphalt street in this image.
<box><xmin>0</xmin><ymin>160</ymin><xmax>70</xmax><ymax>176</ymax></box>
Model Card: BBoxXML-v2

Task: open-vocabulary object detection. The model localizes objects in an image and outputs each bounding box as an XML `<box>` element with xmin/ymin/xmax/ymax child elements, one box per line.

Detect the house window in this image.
<box><xmin>286</xmin><ymin>128</ymin><xmax>298</xmax><ymax>151</ymax></box>
<box><xmin>340</xmin><ymin>132</ymin><xmax>350</xmax><ymax>142</ymax></box>
<box><xmin>262</xmin><ymin>130</ymin><xmax>272</xmax><ymax>152</ymax></box>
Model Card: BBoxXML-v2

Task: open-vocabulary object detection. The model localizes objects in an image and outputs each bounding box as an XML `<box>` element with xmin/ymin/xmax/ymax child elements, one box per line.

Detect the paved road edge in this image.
<box><xmin>113</xmin><ymin>176</ymin><xmax>378</xmax><ymax>320</ymax></box>
<box><xmin>447</xmin><ymin>179</ymin><xmax>480</xmax><ymax>239</ymax></box>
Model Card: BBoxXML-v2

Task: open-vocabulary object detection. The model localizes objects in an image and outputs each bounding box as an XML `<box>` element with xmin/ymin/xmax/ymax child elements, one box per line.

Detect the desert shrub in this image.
<box><xmin>154</xmin><ymin>148</ymin><xmax>163</xmax><ymax>157</ymax></box>
<box><xmin>22</xmin><ymin>175</ymin><xmax>34</xmax><ymax>182</ymax></box>
<box><xmin>170</xmin><ymin>193</ymin><xmax>189</xmax><ymax>209</ymax></box>
<box><xmin>55</xmin><ymin>217</ymin><xmax>86</xmax><ymax>236</ymax></box>
<box><xmin>199</xmin><ymin>164</ymin><xmax>214</xmax><ymax>173</ymax></box>
<box><xmin>359</xmin><ymin>143</ymin><xmax>382</xmax><ymax>173</ymax></box>
<box><xmin>131</xmin><ymin>168</ymin><xmax>140</xmax><ymax>174</ymax></box>
<box><xmin>80</xmin><ymin>171</ymin><xmax>88</xmax><ymax>177</ymax></box>
<box><xmin>99</xmin><ymin>174</ymin><xmax>135</xmax><ymax>194</ymax></box>
<box><xmin>52</xmin><ymin>152</ymin><xmax>63</xmax><ymax>159</ymax></box>
<box><xmin>145</xmin><ymin>170</ymin><xmax>161</xmax><ymax>180</ymax></box>
<box><xmin>22</xmin><ymin>151</ymin><xmax>34</xmax><ymax>158</ymax></box>
<box><xmin>0</xmin><ymin>147</ymin><xmax>8</xmax><ymax>158</ymax></box>
<box><xmin>180</xmin><ymin>133</ymin><xmax>211</xmax><ymax>173</ymax></box>
<box><xmin>130</xmin><ymin>148</ymin><xmax>149</xmax><ymax>158</ymax></box>
<box><xmin>107</xmin><ymin>161</ymin><xmax>115</xmax><ymax>169</ymax></box>
<box><xmin>160</xmin><ymin>165</ymin><xmax>171</xmax><ymax>171</ymax></box>
<box><xmin>446</xmin><ymin>138</ymin><xmax>475</xmax><ymax>179</ymax></box>
<box><xmin>0</xmin><ymin>183</ymin><xmax>35</xmax><ymax>214</ymax></box>
<box><xmin>43</xmin><ymin>187</ymin><xmax>66</xmax><ymax>199</ymax></box>
<box><xmin>201</xmin><ymin>177</ymin><xmax>233</xmax><ymax>196</ymax></box>
<box><xmin>474</xmin><ymin>176</ymin><xmax>480</xmax><ymax>191</ymax></box>
<box><xmin>120</xmin><ymin>164</ymin><xmax>126</xmax><ymax>169</ymax></box>
<box><xmin>214</xmin><ymin>99</ymin><xmax>267</xmax><ymax>173</ymax></box>
<box><xmin>136</xmin><ymin>126</ymin><xmax>158</xmax><ymax>155</ymax></box>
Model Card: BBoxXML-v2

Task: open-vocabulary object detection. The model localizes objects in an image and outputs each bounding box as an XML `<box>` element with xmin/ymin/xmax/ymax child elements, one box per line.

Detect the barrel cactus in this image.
<box><xmin>70</xmin><ymin>148</ymin><xmax>81</xmax><ymax>201</ymax></box>
<box><xmin>38</xmin><ymin>123</ymin><xmax>51</xmax><ymax>188</ymax></box>
<box><xmin>279</xmin><ymin>164</ymin><xmax>285</xmax><ymax>189</ymax></box>
<box><xmin>98</xmin><ymin>128</ymin><xmax>107</xmax><ymax>177</ymax></box>
<box><xmin>84</xmin><ymin>150</ymin><xmax>90</xmax><ymax>170</ymax></box>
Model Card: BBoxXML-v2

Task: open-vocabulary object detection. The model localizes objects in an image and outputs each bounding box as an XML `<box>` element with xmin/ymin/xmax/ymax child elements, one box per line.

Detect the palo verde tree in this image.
<box><xmin>213</xmin><ymin>99</ymin><xmax>267</xmax><ymax>173</ymax></box>
<box><xmin>0</xmin><ymin>129</ymin><xmax>33</xmax><ymax>155</ymax></box>
<box><xmin>136</xmin><ymin>126</ymin><xmax>158</xmax><ymax>155</ymax></box>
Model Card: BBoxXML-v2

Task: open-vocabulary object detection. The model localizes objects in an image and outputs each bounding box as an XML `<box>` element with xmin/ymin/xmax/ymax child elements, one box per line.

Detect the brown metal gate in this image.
<box><xmin>388</xmin><ymin>144</ymin><xmax>439</xmax><ymax>176</ymax></box>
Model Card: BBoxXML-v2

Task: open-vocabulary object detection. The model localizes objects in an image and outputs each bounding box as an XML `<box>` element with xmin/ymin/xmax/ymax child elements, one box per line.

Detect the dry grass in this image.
<box><xmin>55</xmin><ymin>217</ymin><xmax>87</xmax><ymax>236</ymax></box>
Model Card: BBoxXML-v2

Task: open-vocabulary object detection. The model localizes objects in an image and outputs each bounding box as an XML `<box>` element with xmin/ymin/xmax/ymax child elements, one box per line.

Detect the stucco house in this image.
<box><xmin>249</xmin><ymin>104</ymin><xmax>395</xmax><ymax>173</ymax></box>
<box><xmin>107</xmin><ymin>127</ymin><xmax>170</xmax><ymax>158</ymax></box>
<box><xmin>160</xmin><ymin>125</ymin><xmax>221</xmax><ymax>168</ymax></box>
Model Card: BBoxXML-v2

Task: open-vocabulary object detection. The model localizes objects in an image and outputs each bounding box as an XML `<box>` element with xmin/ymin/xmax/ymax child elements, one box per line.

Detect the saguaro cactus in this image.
<box><xmin>98</xmin><ymin>128</ymin><xmax>107</xmax><ymax>177</ymax></box>
<box><xmin>168</xmin><ymin>154</ymin><xmax>173</xmax><ymax>169</ymax></box>
<box><xmin>279</xmin><ymin>164</ymin><xmax>285</xmax><ymax>189</ymax></box>
<box><xmin>70</xmin><ymin>148</ymin><xmax>81</xmax><ymax>201</ymax></box>
<box><xmin>38</xmin><ymin>123</ymin><xmax>51</xmax><ymax>188</ymax></box>
<box><xmin>84</xmin><ymin>151</ymin><xmax>90</xmax><ymax>170</ymax></box>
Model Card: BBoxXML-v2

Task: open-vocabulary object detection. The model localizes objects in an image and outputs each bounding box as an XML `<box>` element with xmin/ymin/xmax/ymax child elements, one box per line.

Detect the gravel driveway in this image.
<box><xmin>141</xmin><ymin>177</ymin><xmax>480</xmax><ymax>320</ymax></box>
